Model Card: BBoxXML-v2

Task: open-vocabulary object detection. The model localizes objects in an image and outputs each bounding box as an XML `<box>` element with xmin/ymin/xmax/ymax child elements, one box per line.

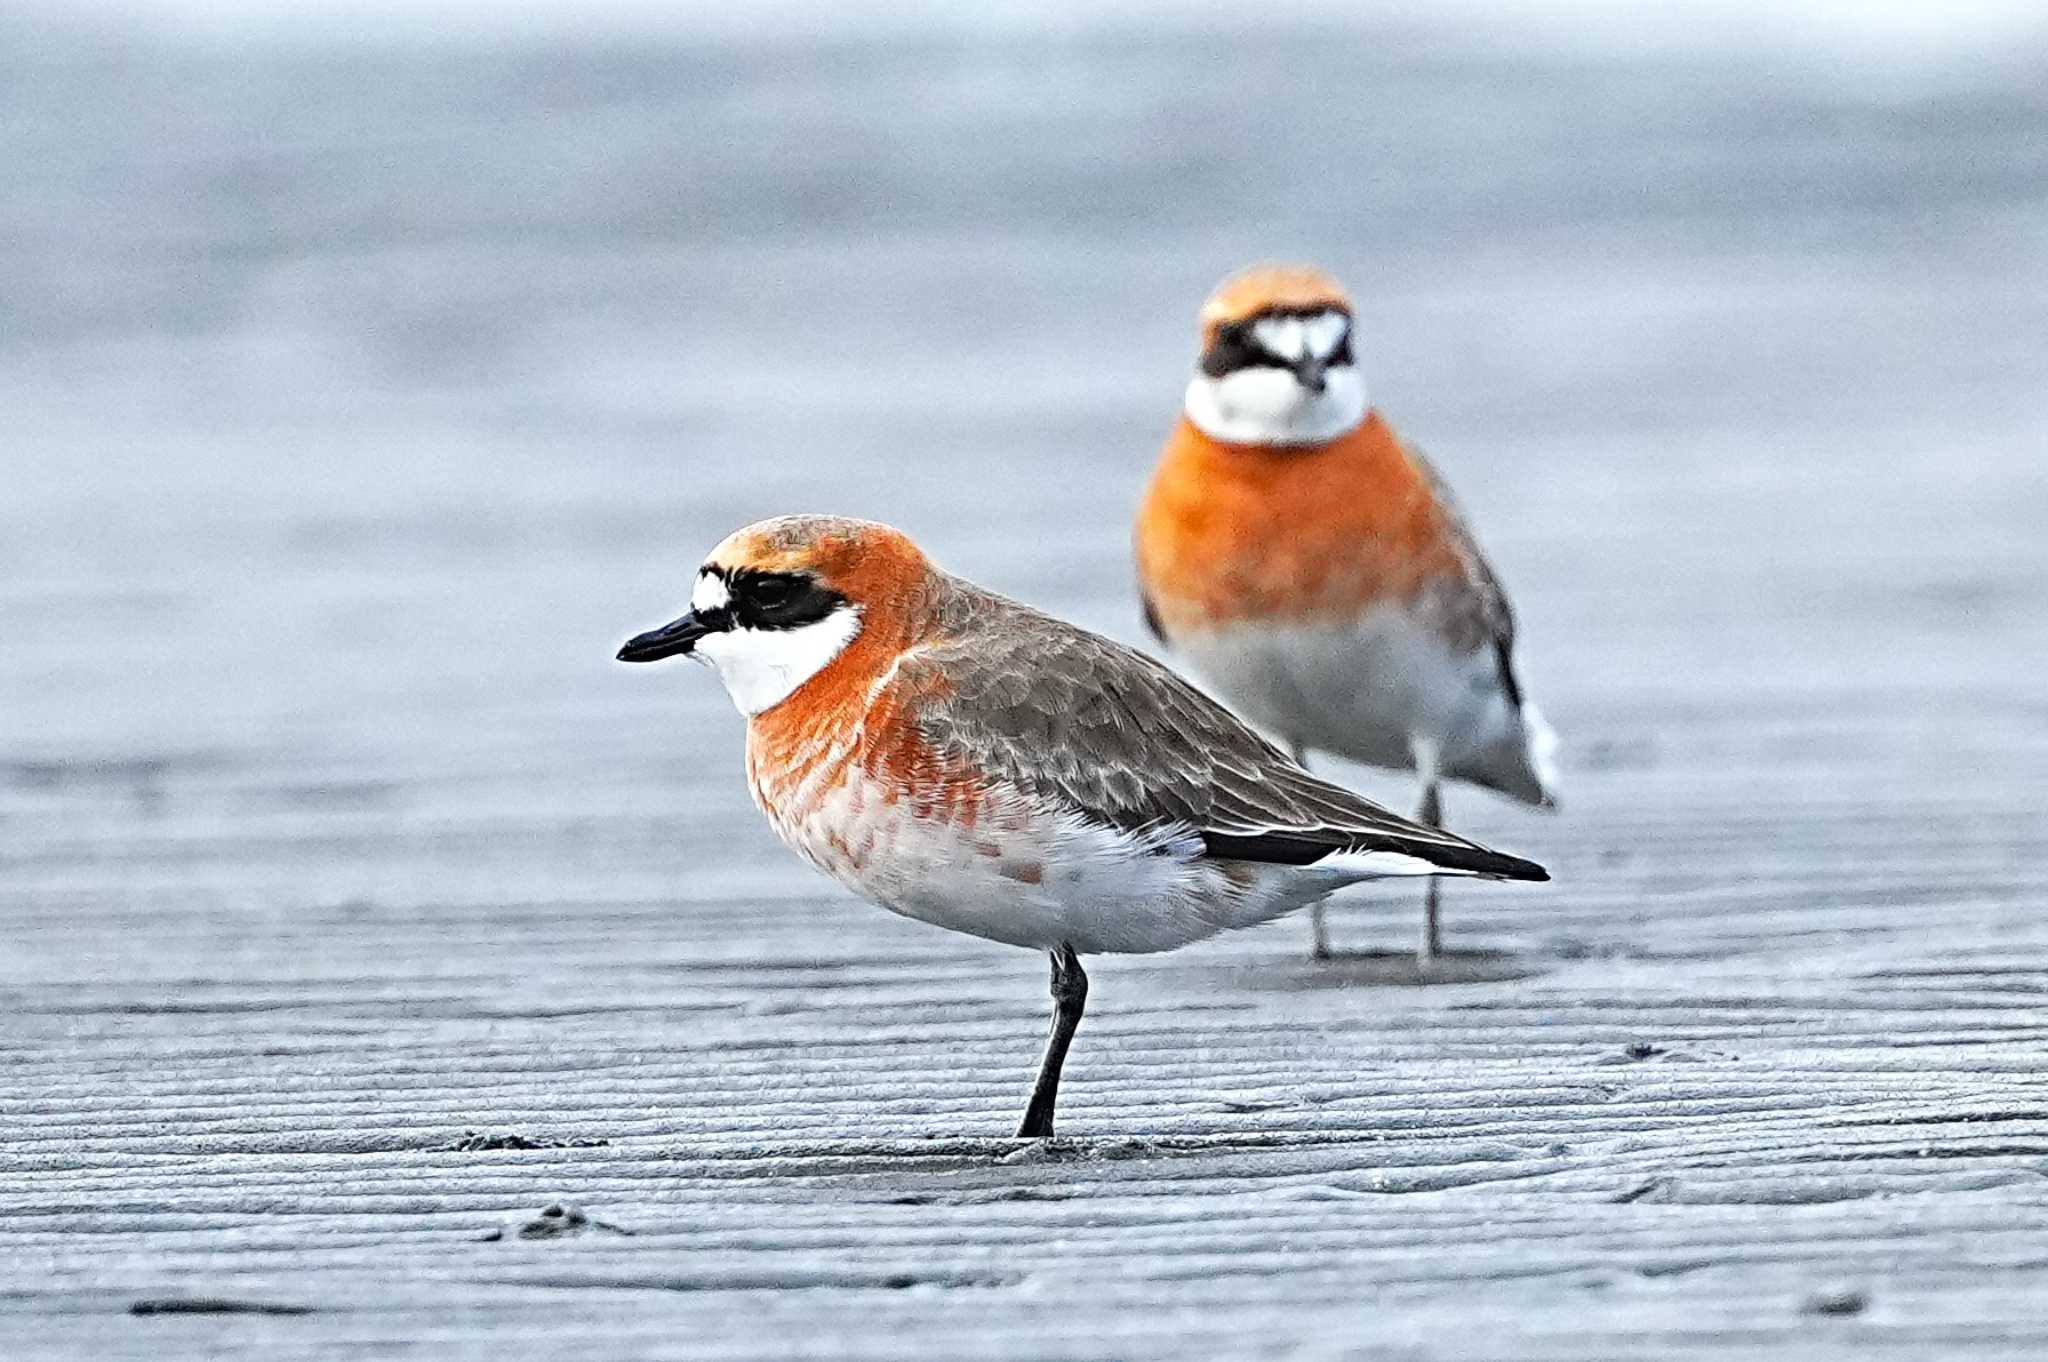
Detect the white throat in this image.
<box><xmin>1184</xmin><ymin>367</ymin><xmax>1368</xmax><ymax>446</ymax></box>
<box><xmin>693</xmin><ymin>606</ymin><xmax>863</xmax><ymax>717</ymax></box>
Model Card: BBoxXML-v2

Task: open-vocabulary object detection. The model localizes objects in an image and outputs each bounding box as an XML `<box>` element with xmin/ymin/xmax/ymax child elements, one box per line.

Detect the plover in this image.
<box><xmin>619</xmin><ymin>515</ymin><xmax>1547</xmax><ymax>1137</ymax></box>
<box><xmin>1135</xmin><ymin>263</ymin><xmax>1559</xmax><ymax>963</ymax></box>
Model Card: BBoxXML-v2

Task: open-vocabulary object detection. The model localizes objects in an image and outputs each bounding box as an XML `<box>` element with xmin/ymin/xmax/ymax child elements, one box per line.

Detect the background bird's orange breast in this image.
<box><xmin>1136</xmin><ymin>410</ymin><xmax>1465</xmax><ymax>633</ymax></box>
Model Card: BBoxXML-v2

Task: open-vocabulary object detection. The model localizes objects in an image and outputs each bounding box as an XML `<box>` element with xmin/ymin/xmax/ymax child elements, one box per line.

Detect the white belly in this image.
<box><xmin>759</xmin><ymin>768</ymin><xmax>1355</xmax><ymax>955</ymax></box>
<box><xmin>1172</xmin><ymin>609</ymin><xmax>1549</xmax><ymax>801</ymax></box>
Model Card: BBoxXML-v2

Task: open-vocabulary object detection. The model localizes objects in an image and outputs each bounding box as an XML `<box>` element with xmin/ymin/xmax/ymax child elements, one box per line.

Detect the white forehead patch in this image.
<box><xmin>1250</xmin><ymin>316</ymin><xmax>1307</xmax><ymax>362</ymax></box>
<box><xmin>1301</xmin><ymin>310</ymin><xmax>1350</xmax><ymax>360</ymax></box>
<box><xmin>1248</xmin><ymin>310</ymin><xmax>1350</xmax><ymax>364</ymax></box>
<box><xmin>691</xmin><ymin>571</ymin><xmax>731</xmax><ymax>614</ymax></box>
<box><xmin>694</xmin><ymin>606</ymin><xmax>863</xmax><ymax>717</ymax></box>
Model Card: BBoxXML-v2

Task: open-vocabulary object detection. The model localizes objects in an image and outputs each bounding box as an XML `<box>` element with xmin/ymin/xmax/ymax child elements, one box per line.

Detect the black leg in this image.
<box><xmin>1418</xmin><ymin>779</ymin><xmax>1444</xmax><ymax>962</ymax></box>
<box><xmin>1291</xmin><ymin>744</ymin><xmax>1335</xmax><ymax>962</ymax></box>
<box><xmin>1016</xmin><ymin>943</ymin><xmax>1088</xmax><ymax>1139</ymax></box>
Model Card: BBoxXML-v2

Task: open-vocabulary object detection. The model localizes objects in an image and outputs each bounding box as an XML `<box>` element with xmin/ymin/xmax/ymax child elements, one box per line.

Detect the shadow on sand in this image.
<box><xmin>1236</xmin><ymin>948</ymin><xmax>1548</xmax><ymax>991</ymax></box>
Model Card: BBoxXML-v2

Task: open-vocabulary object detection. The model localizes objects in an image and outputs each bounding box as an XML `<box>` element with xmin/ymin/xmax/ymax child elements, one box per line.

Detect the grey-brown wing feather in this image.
<box><xmin>1407</xmin><ymin>442</ymin><xmax>1529</xmax><ymax>706</ymax></box>
<box><xmin>911</xmin><ymin>580</ymin><xmax>1546</xmax><ymax>881</ymax></box>
<box><xmin>1139</xmin><ymin>589</ymin><xmax>1166</xmax><ymax>644</ymax></box>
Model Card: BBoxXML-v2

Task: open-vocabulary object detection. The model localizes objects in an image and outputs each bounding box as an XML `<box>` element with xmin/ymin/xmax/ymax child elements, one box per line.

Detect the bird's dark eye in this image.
<box><xmin>728</xmin><ymin>571</ymin><xmax>843</xmax><ymax>631</ymax></box>
<box><xmin>1200</xmin><ymin>323</ymin><xmax>1265</xmax><ymax>378</ymax></box>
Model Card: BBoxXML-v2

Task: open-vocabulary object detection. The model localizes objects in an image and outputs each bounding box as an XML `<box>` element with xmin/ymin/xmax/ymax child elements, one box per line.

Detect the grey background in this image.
<box><xmin>5</xmin><ymin>7</ymin><xmax>2047</xmax><ymax>1359</ymax></box>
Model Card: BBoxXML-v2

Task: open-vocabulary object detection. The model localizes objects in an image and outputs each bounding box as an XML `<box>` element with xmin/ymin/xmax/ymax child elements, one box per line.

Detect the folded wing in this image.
<box><xmin>911</xmin><ymin>581</ymin><xmax>1548</xmax><ymax>883</ymax></box>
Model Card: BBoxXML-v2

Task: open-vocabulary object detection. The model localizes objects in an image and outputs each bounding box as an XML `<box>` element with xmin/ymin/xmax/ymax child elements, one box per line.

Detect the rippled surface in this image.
<box><xmin>4</xmin><ymin>16</ymin><xmax>2047</xmax><ymax>1360</ymax></box>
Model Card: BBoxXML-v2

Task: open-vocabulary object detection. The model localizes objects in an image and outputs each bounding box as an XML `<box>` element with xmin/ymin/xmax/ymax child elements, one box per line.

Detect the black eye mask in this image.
<box><xmin>716</xmin><ymin>568</ymin><xmax>848</xmax><ymax>631</ymax></box>
<box><xmin>1198</xmin><ymin>309</ymin><xmax>1354</xmax><ymax>378</ymax></box>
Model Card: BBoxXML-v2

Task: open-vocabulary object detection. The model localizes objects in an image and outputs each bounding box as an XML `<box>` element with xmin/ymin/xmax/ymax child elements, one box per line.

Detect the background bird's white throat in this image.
<box><xmin>1185</xmin><ymin>367</ymin><xmax>1367</xmax><ymax>446</ymax></box>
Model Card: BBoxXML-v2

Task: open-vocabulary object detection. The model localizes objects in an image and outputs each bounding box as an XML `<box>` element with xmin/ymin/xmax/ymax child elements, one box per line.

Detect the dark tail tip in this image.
<box><xmin>1487</xmin><ymin>852</ymin><xmax>1549</xmax><ymax>883</ymax></box>
<box><xmin>1437</xmin><ymin>841</ymin><xmax>1549</xmax><ymax>883</ymax></box>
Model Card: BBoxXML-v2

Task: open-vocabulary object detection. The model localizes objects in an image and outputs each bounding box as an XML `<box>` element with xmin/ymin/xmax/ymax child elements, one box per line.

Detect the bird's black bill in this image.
<box><xmin>1292</xmin><ymin>357</ymin><xmax>1328</xmax><ymax>394</ymax></box>
<box><xmin>617</xmin><ymin>611</ymin><xmax>715</xmax><ymax>663</ymax></box>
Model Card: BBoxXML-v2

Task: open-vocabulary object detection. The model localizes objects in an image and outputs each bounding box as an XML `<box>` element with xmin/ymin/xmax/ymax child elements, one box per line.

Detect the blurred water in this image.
<box><xmin>2</xmin><ymin>14</ymin><xmax>2044</xmax><ymax>793</ymax></box>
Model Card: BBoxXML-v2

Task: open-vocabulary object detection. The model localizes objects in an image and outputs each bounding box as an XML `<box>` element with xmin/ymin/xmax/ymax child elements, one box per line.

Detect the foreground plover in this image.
<box><xmin>619</xmin><ymin>515</ymin><xmax>1547</xmax><ymax>1137</ymax></box>
<box><xmin>1136</xmin><ymin>263</ymin><xmax>1559</xmax><ymax>963</ymax></box>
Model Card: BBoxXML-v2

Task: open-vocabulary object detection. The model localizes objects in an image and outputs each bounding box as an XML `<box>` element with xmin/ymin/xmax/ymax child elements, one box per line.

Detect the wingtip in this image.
<box><xmin>1464</xmin><ymin>846</ymin><xmax>1549</xmax><ymax>883</ymax></box>
<box><xmin>1324</xmin><ymin>838</ymin><xmax>1550</xmax><ymax>884</ymax></box>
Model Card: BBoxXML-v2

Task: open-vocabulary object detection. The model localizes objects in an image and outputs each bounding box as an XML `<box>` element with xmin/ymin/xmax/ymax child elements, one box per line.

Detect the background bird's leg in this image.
<box><xmin>1409</xmin><ymin>736</ymin><xmax>1446</xmax><ymax>963</ymax></box>
<box><xmin>1417</xmin><ymin>776</ymin><xmax>1445</xmax><ymax>962</ymax></box>
<box><xmin>1291</xmin><ymin>743</ymin><xmax>1335</xmax><ymax>961</ymax></box>
<box><xmin>1016</xmin><ymin>943</ymin><xmax>1088</xmax><ymax>1139</ymax></box>
<box><xmin>1308</xmin><ymin>900</ymin><xmax>1333</xmax><ymax>961</ymax></box>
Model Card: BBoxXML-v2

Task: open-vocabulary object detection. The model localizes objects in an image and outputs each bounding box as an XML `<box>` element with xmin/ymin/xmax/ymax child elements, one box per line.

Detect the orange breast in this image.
<box><xmin>1135</xmin><ymin>409</ymin><xmax>1465</xmax><ymax>636</ymax></box>
<box><xmin>744</xmin><ymin>630</ymin><xmax>990</xmax><ymax>864</ymax></box>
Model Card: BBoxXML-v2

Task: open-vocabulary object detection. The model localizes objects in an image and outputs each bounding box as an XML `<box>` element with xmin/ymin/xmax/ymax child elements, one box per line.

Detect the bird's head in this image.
<box><xmin>617</xmin><ymin>515</ymin><xmax>929</xmax><ymax>716</ymax></box>
<box><xmin>1185</xmin><ymin>263</ymin><xmax>1366</xmax><ymax>447</ymax></box>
